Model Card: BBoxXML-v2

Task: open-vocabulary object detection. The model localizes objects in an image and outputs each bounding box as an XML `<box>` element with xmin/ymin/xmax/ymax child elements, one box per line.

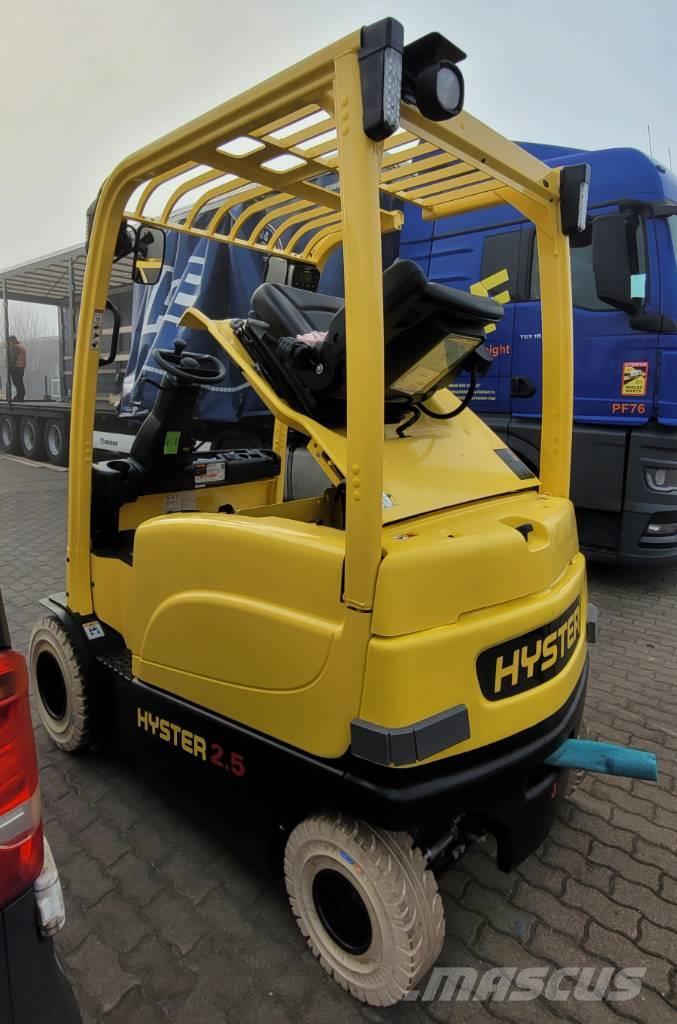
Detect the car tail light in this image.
<box><xmin>0</xmin><ymin>649</ymin><xmax>43</xmax><ymax>906</ymax></box>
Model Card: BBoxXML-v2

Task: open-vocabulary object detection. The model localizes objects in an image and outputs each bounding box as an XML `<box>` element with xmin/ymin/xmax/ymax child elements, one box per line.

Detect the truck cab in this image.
<box><xmin>401</xmin><ymin>143</ymin><xmax>677</xmax><ymax>564</ymax></box>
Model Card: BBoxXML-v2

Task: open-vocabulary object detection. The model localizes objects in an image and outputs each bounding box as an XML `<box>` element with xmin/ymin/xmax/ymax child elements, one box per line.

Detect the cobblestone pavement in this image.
<box><xmin>1</xmin><ymin>453</ymin><xmax>675</xmax><ymax>1023</ymax></box>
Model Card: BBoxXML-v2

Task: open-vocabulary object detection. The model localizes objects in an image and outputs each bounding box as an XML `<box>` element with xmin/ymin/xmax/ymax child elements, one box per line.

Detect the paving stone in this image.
<box><xmin>612</xmin><ymin>809</ymin><xmax>675</xmax><ymax>854</ymax></box>
<box><xmin>567</xmin><ymin>807</ymin><xmax>635</xmax><ymax>853</ymax></box>
<box><xmin>66</xmin><ymin>934</ymin><xmax>139</xmax><ymax>1015</ymax></box>
<box><xmin>122</xmin><ymin>934</ymin><xmax>197</xmax><ymax>1003</ymax></box>
<box><xmin>461</xmin><ymin>881</ymin><xmax>536</xmax><ymax>944</ymax></box>
<box><xmin>126</xmin><ymin>820</ymin><xmax>173</xmax><ymax>866</ymax></box>
<box><xmin>588</xmin><ymin>840</ymin><xmax>661</xmax><ymax>890</ymax></box>
<box><xmin>77</xmin><ymin>818</ymin><xmax>132</xmax><ymax>867</ymax></box>
<box><xmin>59</xmin><ymin>851</ymin><xmax>117</xmax><ymax>908</ymax></box>
<box><xmin>461</xmin><ymin>847</ymin><xmax>519</xmax><ymax>899</ymax></box>
<box><xmin>516</xmin><ymin>852</ymin><xmax>567</xmax><ymax>896</ymax></box>
<box><xmin>634</xmin><ymin>838</ymin><xmax>677</xmax><ymax>881</ymax></box>
<box><xmin>159</xmin><ymin>848</ymin><xmax>219</xmax><ymax>904</ymax></box>
<box><xmin>585</xmin><ymin>921</ymin><xmax>672</xmax><ymax>994</ymax></box>
<box><xmin>145</xmin><ymin>889</ymin><xmax>208</xmax><ymax>956</ymax></box>
<box><xmin>86</xmin><ymin>890</ymin><xmax>151</xmax><ymax>955</ymax></box>
<box><xmin>513</xmin><ymin>881</ymin><xmax>587</xmax><ymax>941</ymax></box>
<box><xmin>51</xmin><ymin>790</ymin><xmax>98</xmax><ymax>834</ymax></box>
<box><xmin>637</xmin><ymin>918</ymin><xmax>677</xmax><ymax>969</ymax></box>
<box><xmin>105</xmin><ymin>988</ymin><xmax>169</xmax><ymax>1023</ymax></box>
<box><xmin>612</xmin><ymin>876</ymin><xmax>677</xmax><ymax>932</ymax></box>
<box><xmin>563</xmin><ymin>879</ymin><xmax>640</xmax><ymax>939</ymax></box>
<box><xmin>542</xmin><ymin>841</ymin><xmax>613</xmax><ymax>891</ymax></box>
<box><xmin>106</xmin><ymin>850</ymin><xmax>167</xmax><ymax>908</ymax></box>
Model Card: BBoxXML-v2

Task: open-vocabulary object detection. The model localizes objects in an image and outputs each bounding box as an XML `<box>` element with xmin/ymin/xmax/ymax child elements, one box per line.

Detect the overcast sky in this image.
<box><xmin>1</xmin><ymin>0</ymin><xmax>676</xmax><ymax>273</ymax></box>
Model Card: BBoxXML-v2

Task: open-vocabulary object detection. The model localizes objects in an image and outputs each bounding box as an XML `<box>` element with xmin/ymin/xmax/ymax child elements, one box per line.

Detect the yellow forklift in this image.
<box><xmin>30</xmin><ymin>19</ymin><xmax>596</xmax><ymax>1004</ymax></box>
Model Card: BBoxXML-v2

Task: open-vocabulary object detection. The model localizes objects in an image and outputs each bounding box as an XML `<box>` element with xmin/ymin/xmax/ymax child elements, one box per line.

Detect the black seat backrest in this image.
<box><xmin>251</xmin><ymin>283</ymin><xmax>342</xmax><ymax>338</ymax></box>
<box><xmin>246</xmin><ymin>259</ymin><xmax>503</xmax><ymax>424</ymax></box>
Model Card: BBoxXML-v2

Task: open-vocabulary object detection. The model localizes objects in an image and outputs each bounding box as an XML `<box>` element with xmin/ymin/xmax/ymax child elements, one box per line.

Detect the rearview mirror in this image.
<box><xmin>591</xmin><ymin>215</ymin><xmax>643</xmax><ymax>313</ymax></box>
<box><xmin>132</xmin><ymin>226</ymin><xmax>166</xmax><ymax>286</ymax></box>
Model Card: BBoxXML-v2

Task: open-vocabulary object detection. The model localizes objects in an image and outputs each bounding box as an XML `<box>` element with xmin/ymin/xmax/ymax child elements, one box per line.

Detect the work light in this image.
<box><xmin>402</xmin><ymin>32</ymin><xmax>466</xmax><ymax>122</ymax></box>
<box><xmin>413</xmin><ymin>61</ymin><xmax>464</xmax><ymax>121</ymax></box>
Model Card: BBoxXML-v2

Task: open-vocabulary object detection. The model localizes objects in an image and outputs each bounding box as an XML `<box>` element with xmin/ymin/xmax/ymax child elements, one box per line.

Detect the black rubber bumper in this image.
<box><xmin>339</xmin><ymin>658</ymin><xmax>588</xmax><ymax>869</ymax></box>
<box><xmin>103</xmin><ymin>639</ymin><xmax>587</xmax><ymax>875</ymax></box>
<box><xmin>0</xmin><ymin>888</ymin><xmax>81</xmax><ymax>1024</ymax></box>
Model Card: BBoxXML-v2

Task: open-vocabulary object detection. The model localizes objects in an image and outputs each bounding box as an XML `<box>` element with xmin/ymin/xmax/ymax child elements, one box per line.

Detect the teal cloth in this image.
<box><xmin>545</xmin><ymin>738</ymin><xmax>658</xmax><ymax>782</ymax></box>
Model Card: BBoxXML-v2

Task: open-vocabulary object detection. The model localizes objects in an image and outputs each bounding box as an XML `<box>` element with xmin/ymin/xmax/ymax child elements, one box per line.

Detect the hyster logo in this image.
<box><xmin>476</xmin><ymin>598</ymin><xmax>581</xmax><ymax>701</ymax></box>
<box><xmin>137</xmin><ymin>707</ymin><xmax>208</xmax><ymax>760</ymax></box>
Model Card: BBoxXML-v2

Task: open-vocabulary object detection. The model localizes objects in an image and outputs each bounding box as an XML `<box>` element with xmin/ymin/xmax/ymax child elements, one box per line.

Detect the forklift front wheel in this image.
<box><xmin>284</xmin><ymin>813</ymin><xmax>444</xmax><ymax>1006</ymax></box>
<box><xmin>29</xmin><ymin>616</ymin><xmax>91</xmax><ymax>752</ymax></box>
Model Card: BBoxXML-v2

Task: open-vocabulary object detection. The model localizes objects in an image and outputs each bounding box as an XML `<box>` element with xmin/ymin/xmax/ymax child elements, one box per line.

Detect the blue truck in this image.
<box><xmin>117</xmin><ymin>142</ymin><xmax>677</xmax><ymax>566</ymax></box>
<box><xmin>397</xmin><ymin>143</ymin><xmax>677</xmax><ymax>565</ymax></box>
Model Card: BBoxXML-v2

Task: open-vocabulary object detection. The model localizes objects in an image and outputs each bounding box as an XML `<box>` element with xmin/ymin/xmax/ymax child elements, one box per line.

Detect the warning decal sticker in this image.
<box><xmin>90</xmin><ymin>309</ymin><xmax>105</xmax><ymax>351</ymax></box>
<box><xmin>621</xmin><ymin>361</ymin><xmax>648</xmax><ymax>397</ymax></box>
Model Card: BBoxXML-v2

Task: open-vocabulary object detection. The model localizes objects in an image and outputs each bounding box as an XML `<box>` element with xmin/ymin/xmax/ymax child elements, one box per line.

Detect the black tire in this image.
<box><xmin>44</xmin><ymin>417</ymin><xmax>69</xmax><ymax>466</ymax></box>
<box><xmin>0</xmin><ymin>413</ymin><xmax>18</xmax><ymax>454</ymax></box>
<box><xmin>19</xmin><ymin>415</ymin><xmax>45</xmax><ymax>460</ymax></box>
<box><xmin>285</xmin><ymin>813</ymin><xmax>445</xmax><ymax>1006</ymax></box>
<box><xmin>29</xmin><ymin>616</ymin><xmax>91</xmax><ymax>752</ymax></box>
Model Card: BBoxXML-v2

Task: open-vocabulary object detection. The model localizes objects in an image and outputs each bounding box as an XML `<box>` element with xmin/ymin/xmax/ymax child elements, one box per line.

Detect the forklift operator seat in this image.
<box><xmin>248</xmin><ymin>260</ymin><xmax>503</xmax><ymax>424</ymax></box>
<box><xmin>251</xmin><ymin>284</ymin><xmax>343</xmax><ymax>339</ymax></box>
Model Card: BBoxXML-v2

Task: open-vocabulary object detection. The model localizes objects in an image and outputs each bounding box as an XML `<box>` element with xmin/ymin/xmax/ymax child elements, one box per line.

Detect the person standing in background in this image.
<box><xmin>8</xmin><ymin>336</ymin><xmax>26</xmax><ymax>401</ymax></box>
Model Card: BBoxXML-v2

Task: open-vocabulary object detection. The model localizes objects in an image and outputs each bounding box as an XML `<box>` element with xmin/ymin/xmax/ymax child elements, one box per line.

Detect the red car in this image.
<box><xmin>0</xmin><ymin>596</ymin><xmax>81</xmax><ymax>1023</ymax></box>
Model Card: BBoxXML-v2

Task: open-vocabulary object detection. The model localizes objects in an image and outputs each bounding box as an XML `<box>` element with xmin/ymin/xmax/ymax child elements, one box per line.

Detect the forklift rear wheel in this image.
<box><xmin>19</xmin><ymin>416</ymin><xmax>45</xmax><ymax>461</ymax></box>
<box><xmin>0</xmin><ymin>414</ymin><xmax>18</xmax><ymax>454</ymax></box>
<box><xmin>284</xmin><ymin>813</ymin><xmax>444</xmax><ymax>1006</ymax></box>
<box><xmin>29</xmin><ymin>616</ymin><xmax>91</xmax><ymax>752</ymax></box>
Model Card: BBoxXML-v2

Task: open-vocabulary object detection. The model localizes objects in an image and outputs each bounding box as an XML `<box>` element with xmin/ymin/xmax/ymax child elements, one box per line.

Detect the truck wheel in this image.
<box><xmin>19</xmin><ymin>416</ymin><xmax>45</xmax><ymax>460</ymax></box>
<box><xmin>44</xmin><ymin>417</ymin><xmax>69</xmax><ymax>466</ymax></box>
<box><xmin>29</xmin><ymin>616</ymin><xmax>91</xmax><ymax>752</ymax></box>
<box><xmin>0</xmin><ymin>414</ymin><xmax>18</xmax><ymax>454</ymax></box>
<box><xmin>285</xmin><ymin>813</ymin><xmax>444</xmax><ymax>1006</ymax></box>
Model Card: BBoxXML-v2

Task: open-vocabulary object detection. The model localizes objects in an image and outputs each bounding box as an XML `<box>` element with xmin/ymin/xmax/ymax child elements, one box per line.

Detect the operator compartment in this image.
<box><xmin>90</xmin><ymin>335</ymin><xmax>283</xmax><ymax>549</ymax></box>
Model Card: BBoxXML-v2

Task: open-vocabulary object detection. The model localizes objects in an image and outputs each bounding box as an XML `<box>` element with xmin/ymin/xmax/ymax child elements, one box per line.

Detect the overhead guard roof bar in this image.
<box><xmin>120</xmin><ymin>44</ymin><xmax>557</xmax><ymax>267</ymax></box>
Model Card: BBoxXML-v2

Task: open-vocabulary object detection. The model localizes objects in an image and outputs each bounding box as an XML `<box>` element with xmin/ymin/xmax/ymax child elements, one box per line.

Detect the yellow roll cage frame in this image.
<box><xmin>69</xmin><ymin>25</ymin><xmax>574</xmax><ymax>618</ymax></box>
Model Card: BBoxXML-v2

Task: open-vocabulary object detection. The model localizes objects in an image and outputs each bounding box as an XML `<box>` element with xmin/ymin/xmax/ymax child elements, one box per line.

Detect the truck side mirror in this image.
<box><xmin>132</xmin><ymin>227</ymin><xmax>166</xmax><ymax>286</ymax></box>
<box><xmin>591</xmin><ymin>215</ymin><xmax>642</xmax><ymax>313</ymax></box>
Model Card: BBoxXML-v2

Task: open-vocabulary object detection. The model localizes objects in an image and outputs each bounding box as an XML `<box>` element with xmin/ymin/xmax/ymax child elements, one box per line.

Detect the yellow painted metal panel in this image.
<box><xmin>129</xmin><ymin>512</ymin><xmax>372</xmax><ymax>757</ymax></box>
<box><xmin>331</xmin><ymin>52</ymin><xmax>385</xmax><ymax>611</ymax></box>
<box><xmin>373</xmin><ymin>491</ymin><xmax>578</xmax><ymax>636</ymax></box>
<box><xmin>360</xmin><ymin>555</ymin><xmax>587</xmax><ymax>763</ymax></box>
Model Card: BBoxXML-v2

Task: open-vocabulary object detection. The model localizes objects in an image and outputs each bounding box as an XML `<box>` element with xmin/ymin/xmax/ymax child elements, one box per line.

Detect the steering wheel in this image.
<box><xmin>153</xmin><ymin>339</ymin><xmax>227</xmax><ymax>385</ymax></box>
